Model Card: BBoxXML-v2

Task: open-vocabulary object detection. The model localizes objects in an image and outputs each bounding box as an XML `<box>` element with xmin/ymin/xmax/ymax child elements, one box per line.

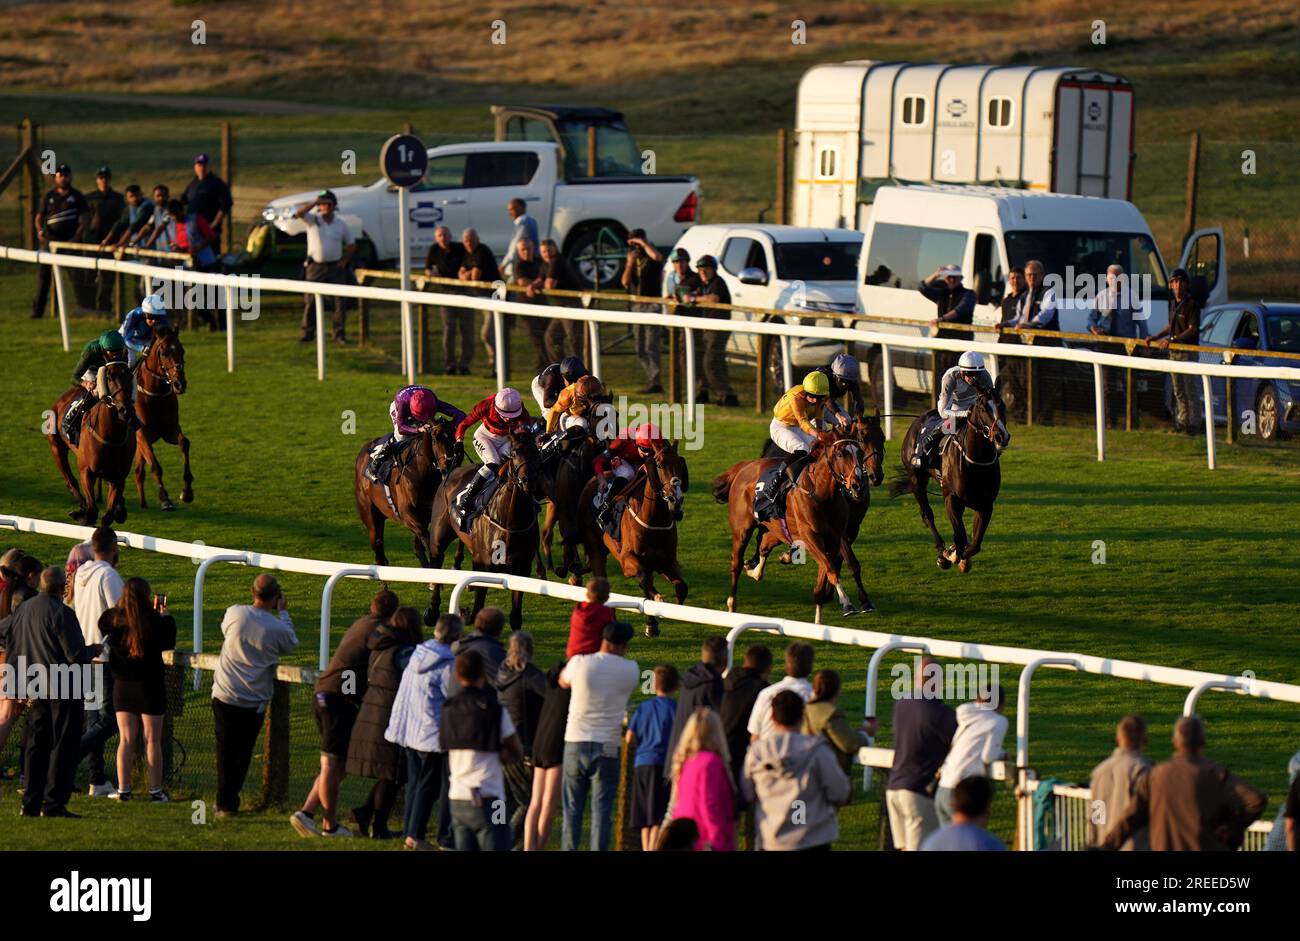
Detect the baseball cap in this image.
<box><xmin>669</xmin><ymin>247</ymin><xmax>690</xmax><ymax>262</ymax></box>
<box><xmin>317</xmin><ymin>189</ymin><xmax>338</xmax><ymax>204</ymax></box>
<box><xmin>940</xmin><ymin>265</ymin><xmax>963</xmax><ymax>278</ymax></box>
<box><xmin>55</xmin><ymin>163</ymin><xmax>72</xmax><ymax>176</ymax></box>
<box><xmin>96</xmin><ymin>166</ymin><xmax>112</xmax><ymax>179</ymax></box>
<box><xmin>602</xmin><ymin>620</ymin><xmax>635</xmax><ymax>645</ymax></box>
<box><xmin>696</xmin><ymin>254</ymin><xmax>718</xmax><ymax>269</ymax></box>
<box><xmin>193</xmin><ymin>153</ymin><xmax>210</xmax><ymax>165</ymax></box>
<box><xmin>628</xmin><ymin>228</ymin><xmax>647</xmax><ymax>241</ymax></box>
<box><xmin>1169</xmin><ymin>267</ymin><xmax>1190</xmax><ymax>282</ymax></box>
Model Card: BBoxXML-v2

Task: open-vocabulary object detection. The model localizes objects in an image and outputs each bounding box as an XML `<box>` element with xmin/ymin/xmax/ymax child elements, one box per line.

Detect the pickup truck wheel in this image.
<box><xmin>1256</xmin><ymin>385</ymin><xmax>1280</xmax><ymax>441</ymax></box>
<box><xmin>567</xmin><ymin>226</ymin><xmax>627</xmax><ymax>289</ymax></box>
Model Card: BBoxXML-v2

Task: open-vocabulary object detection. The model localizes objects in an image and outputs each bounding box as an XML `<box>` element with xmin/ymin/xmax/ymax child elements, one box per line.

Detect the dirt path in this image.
<box><xmin>0</xmin><ymin>90</ymin><xmax>367</xmax><ymax>116</ymax></box>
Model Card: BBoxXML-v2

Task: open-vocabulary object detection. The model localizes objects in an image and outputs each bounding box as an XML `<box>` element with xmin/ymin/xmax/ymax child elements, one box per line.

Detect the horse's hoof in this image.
<box><xmin>958</xmin><ymin>558</ymin><xmax>972</xmax><ymax>574</ymax></box>
<box><xmin>936</xmin><ymin>555</ymin><xmax>953</xmax><ymax>570</ymax></box>
<box><xmin>160</xmin><ymin>500</ymin><xmax>176</xmax><ymax>512</ymax></box>
<box><xmin>744</xmin><ymin>566</ymin><xmax>762</xmax><ymax>582</ymax></box>
<box><xmin>644</xmin><ymin>621</ymin><xmax>661</xmax><ymax>639</ymax></box>
<box><xmin>181</xmin><ymin>489</ymin><xmax>194</xmax><ymax>504</ymax></box>
<box><xmin>653</xmin><ymin>593</ymin><xmax>664</xmax><ymax>603</ymax></box>
<box><xmin>778</xmin><ymin>552</ymin><xmax>792</xmax><ymax>565</ymax></box>
<box><xmin>842</xmin><ymin>605</ymin><xmax>858</xmax><ymax>617</ymax></box>
<box><xmin>726</xmin><ymin>596</ymin><xmax>736</xmax><ymax>613</ymax></box>
<box><xmin>567</xmin><ymin>574</ymin><xmax>580</xmax><ymax>587</ymax></box>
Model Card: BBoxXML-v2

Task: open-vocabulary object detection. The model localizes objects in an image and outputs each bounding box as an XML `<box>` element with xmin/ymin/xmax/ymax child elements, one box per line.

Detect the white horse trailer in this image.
<box><xmin>793</xmin><ymin>61</ymin><xmax>1134</xmax><ymax>229</ymax></box>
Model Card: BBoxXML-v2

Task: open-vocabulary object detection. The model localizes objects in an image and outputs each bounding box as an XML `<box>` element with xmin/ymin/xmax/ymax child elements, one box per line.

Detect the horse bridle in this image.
<box><xmin>952</xmin><ymin>394</ymin><xmax>1007</xmax><ymax>466</ymax></box>
<box><xmin>136</xmin><ymin>344</ymin><xmax>184</xmax><ymax>397</ymax></box>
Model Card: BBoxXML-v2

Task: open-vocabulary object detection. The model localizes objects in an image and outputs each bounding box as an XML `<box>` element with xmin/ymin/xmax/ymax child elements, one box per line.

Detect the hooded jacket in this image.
<box><xmin>497</xmin><ymin>660</ymin><xmax>547</xmax><ymax>753</ymax></box>
<box><xmin>663</xmin><ymin>661</ymin><xmax>724</xmax><ymax>780</ymax></box>
<box><xmin>385</xmin><ymin>639</ymin><xmax>456</xmax><ymax>754</ymax></box>
<box><xmin>720</xmin><ymin>667</ymin><xmax>768</xmax><ymax>780</ymax></box>
<box><xmin>741</xmin><ymin>731</ymin><xmax>851</xmax><ymax>850</ymax></box>
<box><xmin>347</xmin><ymin>624</ymin><xmax>416</xmax><ymax>779</ymax></box>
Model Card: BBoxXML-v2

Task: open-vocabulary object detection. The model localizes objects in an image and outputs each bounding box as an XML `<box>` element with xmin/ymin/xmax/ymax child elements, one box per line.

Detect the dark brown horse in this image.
<box><xmin>713</xmin><ymin>432</ymin><xmax>863</xmax><ymax>623</ymax></box>
<box><xmin>49</xmin><ymin>362</ymin><xmax>137</xmax><ymax>525</ymax></box>
<box><xmin>354</xmin><ymin>418</ymin><xmax>458</xmax><ymax>568</ymax></box>
<box><xmin>889</xmin><ymin>386</ymin><xmax>1010</xmax><ymax>572</ymax></box>
<box><xmin>539</xmin><ymin>432</ymin><xmax>599</xmax><ymax>580</ymax></box>
<box><xmin>577</xmin><ymin>439</ymin><xmax>689</xmax><ymax>638</ymax></box>
<box><xmin>427</xmin><ymin>428</ymin><xmax>544</xmax><ymax>630</ymax></box>
<box><xmin>132</xmin><ymin>328</ymin><xmax>193</xmax><ymax>511</ymax></box>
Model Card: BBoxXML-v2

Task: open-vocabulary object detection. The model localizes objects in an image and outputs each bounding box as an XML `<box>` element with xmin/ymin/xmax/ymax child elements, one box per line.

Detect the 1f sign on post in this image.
<box><xmin>380</xmin><ymin>134</ymin><xmax>428</xmax><ymax>384</ymax></box>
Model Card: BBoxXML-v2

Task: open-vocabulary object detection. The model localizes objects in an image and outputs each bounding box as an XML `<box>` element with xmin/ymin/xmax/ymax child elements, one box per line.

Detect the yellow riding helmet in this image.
<box><xmin>801</xmin><ymin>371</ymin><xmax>830</xmax><ymax>397</ymax></box>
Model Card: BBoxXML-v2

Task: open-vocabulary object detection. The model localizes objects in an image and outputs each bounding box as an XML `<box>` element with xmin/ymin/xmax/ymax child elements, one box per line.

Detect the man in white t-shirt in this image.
<box><xmin>747</xmin><ymin>642</ymin><xmax>815</xmax><ymax>742</ymax></box>
<box><xmin>934</xmin><ymin>685</ymin><xmax>1008</xmax><ymax>826</ymax></box>
<box><xmin>295</xmin><ymin>190</ymin><xmax>356</xmax><ymax>344</ymax></box>
<box><xmin>441</xmin><ymin>649</ymin><xmax>523</xmax><ymax>851</ymax></box>
<box><xmin>559</xmin><ymin>620</ymin><xmax>639</xmax><ymax>851</ymax></box>
<box><xmin>73</xmin><ymin>526</ymin><xmax>124</xmax><ymax>797</ymax></box>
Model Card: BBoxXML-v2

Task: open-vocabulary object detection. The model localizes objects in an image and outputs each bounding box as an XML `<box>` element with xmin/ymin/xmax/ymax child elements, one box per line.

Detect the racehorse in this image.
<box><xmin>713</xmin><ymin>431</ymin><xmax>864</xmax><ymax>623</ymax></box>
<box><xmin>889</xmin><ymin>386</ymin><xmax>1009</xmax><ymax>572</ymax></box>
<box><xmin>577</xmin><ymin>438</ymin><xmax>689</xmax><ymax>638</ymax></box>
<box><xmin>427</xmin><ymin>428</ymin><xmax>544</xmax><ymax>630</ymax></box>
<box><xmin>757</xmin><ymin>414</ymin><xmax>887</xmax><ymax>611</ymax></box>
<box><xmin>353</xmin><ymin>418</ymin><xmax>459</xmax><ymax>568</ymax></box>
<box><xmin>132</xmin><ymin>328</ymin><xmax>193</xmax><ymax>512</ymax></box>
<box><xmin>539</xmin><ymin>431</ymin><xmax>599</xmax><ymax>580</ymax></box>
<box><xmin>49</xmin><ymin>362</ymin><xmax>137</xmax><ymax>526</ymax></box>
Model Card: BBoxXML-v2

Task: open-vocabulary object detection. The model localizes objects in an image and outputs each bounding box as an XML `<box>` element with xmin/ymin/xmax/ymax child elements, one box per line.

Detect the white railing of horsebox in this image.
<box><xmin>5</xmin><ymin>244</ymin><xmax>1300</xmax><ymax>473</ymax></box>
<box><xmin>4</xmin><ymin>512</ymin><xmax>1299</xmax><ymax>850</ymax></box>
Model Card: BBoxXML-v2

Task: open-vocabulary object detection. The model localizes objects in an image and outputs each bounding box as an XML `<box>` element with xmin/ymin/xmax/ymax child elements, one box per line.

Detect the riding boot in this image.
<box><xmin>455</xmin><ymin>466</ymin><xmax>495</xmax><ymax>525</ymax></box>
<box><xmin>912</xmin><ymin>425</ymin><xmax>940</xmax><ymax>468</ymax></box>
<box><xmin>780</xmin><ymin>450</ymin><xmax>812</xmax><ymax>490</ymax></box>
<box><xmin>366</xmin><ymin>437</ymin><xmax>393</xmax><ymax>482</ymax></box>
<box><xmin>595</xmin><ymin>477</ymin><xmax>627</xmax><ymax>531</ymax></box>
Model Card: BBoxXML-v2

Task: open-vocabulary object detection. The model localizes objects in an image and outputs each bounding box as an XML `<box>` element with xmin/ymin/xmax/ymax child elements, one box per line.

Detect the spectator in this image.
<box><xmin>1014</xmin><ymin>259</ymin><xmax>1060</xmax><ymax>336</ymax></box>
<box><xmin>524</xmin><ymin>659</ymin><xmax>569</xmax><ymax>851</ymax></box>
<box><xmin>384</xmin><ymin>612</ymin><xmax>462</xmax><ymax>851</ymax></box>
<box><xmin>424</xmin><ymin>225</ymin><xmax>471</xmax><ymax>376</ymax></box>
<box><xmin>498</xmin><ymin>629</ymin><xmax>548</xmax><ymax>846</ymax></box>
<box><xmin>741</xmin><ymin>690</ymin><xmax>850</xmax><ymax>850</ymax></box>
<box><xmin>74</xmin><ymin>526</ymin><xmax>123</xmax><ymax>799</ymax></box>
<box><xmin>935</xmin><ymin>685</ymin><xmax>1007</xmax><ymax>826</ymax></box>
<box><xmin>291</xmin><ymin>589</ymin><xmax>399</xmax><ymax>839</ymax></box>
<box><xmin>442</xmin><ymin>649</ymin><xmax>524</xmax><ymax>851</ymax></box>
<box><xmin>62</xmin><ymin>542</ymin><xmax>93</xmax><ymax>605</ymax></box>
<box><xmin>802</xmin><ymin>669</ymin><xmax>872</xmax><ymax>776</ymax></box>
<box><xmin>501</xmin><ymin>197</ymin><xmax>540</xmax><ymax>278</ymax></box>
<box><xmin>747</xmin><ymin>641</ymin><xmax>815</xmax><ymax>742</ymax></box>
<box><xmin>622</xmin><ymin>228</ymin><xmax>666</xmax><ymax>393</ymax></box>
<box><xmin>448</xmin><ymin>606</ymin><xmax>507</xmax><ymax>694</ymax></box>
<box><xmin>1147</xmin><ymin>267</ymin><xmax>1203</xmax><ymax>433</ymax></box>
<box><xmin>294</xmin><ymin>190</ymin><xmax>356</xmax><ymax>345</ymax></box>
<box><xmin>98</xmin><ymin>577</ymin><xmax>176</xmax><ymax>802</ymax></box>
<box><xmin>30</xmin><ymin>163</ymin><xmax>88</xmax><ymax>320</ymax></box>
<box><xmin>995</xmin><ymin>266</ymin><xmax>1028</xmax><ymax>416</ymax></box>
<box><xmin>107</xmin><ymin>184</ymin><xmax>154</xmax><ymax>251</ymax></box>
<box><xmin>0</xmin><ymin>567</ymin><xmax>97</xmax><ymax>817</ymax></box>
<box><xmin>667</xmin><ymin>706</ymin><xmax>737</xmax><ymax>851</ymax></box>
<box><xmin>183</xmin><ymin>153</ymin><xmax>232</xmax><ymax>254</ymax></box>
<box><xmin>458</xmin><ymin>228</ymin><xmax>504</xmax><ymax>375</ymax></box>
<box><xmin>1089</xmin><ymin>264</ymin><xmax>1146</xmax><ymax>340</ymax></box>
<box><xmin>720</xmin><ymin>643</ymin><xmax>771</xmax><ymax>784</ymax></box>
<box><xmin>512</xmin><ymin>237</ymin><xmax>549</xmax><ymax>372</ymax></box>
<box><xmin>884</xmin><ymin>657</ymin><xmax>957</xmax><ymax>850</ymax></box>
<box><xmin>538</xmin><ymin>238</ymin><xmax>583</xmax><ymax>363</ymax></box>
<box><xmin>920</xmin><ymin>775</ymin><xmax>1006</xmax><ymax>851</ymax></box>
<box><xmin>210</xmin><ymin>574</ymin><xmax>298</xmax><ymax>817</ymax></box>
<box><xmin>922</xmin><ymin>264</ymin><xmax>976</xmax><ymax>373</ymax></box>
<box><xmin>684</xmin><ymin>255</ymin><xmax>738</xmax><ymax>406</ymax></box>
<box><xmin>1086</xmin><ymin>714</ymin><xmax>1151</xmax><ymax>851</ymax></box>
<box><xmin>567</xmin><ymin>576</ymin><xmax>614</xmax><ymax>658</ymax></box>
<box><xmin>655</xmin><ymin>817</ymin><xmax>700</xmax><ymax>851</ymax></box>
<box><xmin>559</xmin><ymin>619</ymin><xmax>639</xmax><ymax>851</ymax></box>
<box><xmin>1264</xmin><ymin>749</ymin><xmax>1300</xmax><ymax>852</ymax></box>
<box><xmin>0</xmin><ymin>549</ymin><xmax>38</xmax><ymax>755</ymax></box>
<box><xmin>165</xmin><ymin>199</ymin><xmax>219</xmax><ymax>330</ymax></box>
<box><xmin>1286</xmin><ymin>765</ymin><xmax>1300</xmax><ymax>851</ymax></box>
<box><xmin>626</xmin><ymin>663</ymin><xmax>680</xmax><ymax>850</ymax></box>
<box><xmin>346</xmin><ymin>606</ymin><xmax>422</xmax><ymax>839</ymax></box>
<box><xmin>664</xmin><ymin>246</ymin><xmax>699</xmax><ymax>392</ymax></box>
<box><xmin>1103</xmin><ymin>716</ymin><xmax>1266</xmax><ymax>851</ymax></box>
<box><xmin>663</xmin><ymin>635</ymin><xmax>727</xmax><ymax>779</ymax></box>
<box><xmin>139</xmin><ymin>185</ymin><xmax>173</xmax><ymax>252</ymax></box>
<box><xmin>83</xmin><ymin>167</ymin><xmax>126</xmax><ymax>315</ymax></box>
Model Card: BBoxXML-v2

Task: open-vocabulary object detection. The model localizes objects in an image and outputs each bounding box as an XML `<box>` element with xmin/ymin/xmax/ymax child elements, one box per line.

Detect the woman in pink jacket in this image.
<box><xmin>667</xmin><ymin>707</ymin><xmax>737</xmax><ymax>851</ymax></box>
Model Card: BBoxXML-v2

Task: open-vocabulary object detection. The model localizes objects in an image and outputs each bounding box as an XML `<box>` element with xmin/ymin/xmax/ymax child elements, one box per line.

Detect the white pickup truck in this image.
<box><xmin>262</xmin><ymin>140</ymin><xmax>700</xmax><ymax>286</ymax></box>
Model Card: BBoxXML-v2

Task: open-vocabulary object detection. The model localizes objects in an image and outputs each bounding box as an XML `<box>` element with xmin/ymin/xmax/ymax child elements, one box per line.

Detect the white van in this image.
<box><xmin>851</xmin><ymin>184</ymin><xmax>1228</xmax><ymax>395</ymax></box>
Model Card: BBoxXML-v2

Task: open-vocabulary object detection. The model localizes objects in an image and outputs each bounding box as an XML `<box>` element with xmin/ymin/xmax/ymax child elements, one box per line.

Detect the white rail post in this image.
<box><xmin>398</xmin><ymin>185</ymin><xmax>414</xmax><ymax>383</ymax></box>
<box><xmin>319</xmin><ymin>566</ymin><xmax>379</xmax><ymax>670</ymax></box>
<box><xmin>315</xmin><ymin>293</ymin><xmax>326</xmax><ymax>380</ymax></box>
<box><xmin>1202</xmin><ymin>374</ymin><xmax>1216</xmax><ymax>470</ymax></box>
<box><xmin>449</xmin><ymin>573</ymin><xmax>510</xmax><ymax>617</ymax></box>
<box><xmin>684</xmin><ymin>327</ymin><xmax>697</xmax><ymax>419</ymax></box>
<box><xmin>1093</xmin><ymin>362</ymin><xmax>1106</xmax><ymax>462</ymax></box>
<box><xmin>722</xmin><ymin>621</ymin><xmax>785</xmax><ymax>674</ymax></box>
<box><xmin>1182</xmin><ymin>678</ymin><xmax>1245</xmax><ymax>718</ymax></box>
<box><xmin>881</xmin><ymin>345</ymin><xmax>894</xmax><ymax>440</ymax></box>
<box><xmin>588</xmin><ymin>320</ymin><xmax>602</xmax><ymax>379</ymax></box>
<box><xmin>1014</xmin><ymin>656</ymin><xmax>1081</xmax><ymax>850</ymax></box>
<box><xmin>780</xmin><ymin>335</ymin><xmax>794</xmax><ymax>391</ymax></box>
<box><xmin>53</xmin><ymin>256</ymin><xmax>70</xmax><ymax>352</ymax></box>
<box><xmin>224</xmin><ymin>284</ymin><xmax>235</xmax><ymax>373</ymax></box>
<box><xmin>493</xmin><ymin>282</ymin><xmax>508</xmax><ymax>391</ymax></box>
<box><xmin>191</xmin><ymin>552</ymin><xmax>248</xmax><ymax>688</ymax></box>
<box><xmin>861</xmin><ymin>641</ymin><xmax>929</xmax><ymax>790</ymax></box>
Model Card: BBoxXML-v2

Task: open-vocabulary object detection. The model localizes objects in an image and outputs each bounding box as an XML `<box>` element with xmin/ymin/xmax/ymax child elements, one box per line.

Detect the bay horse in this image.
<box><xmin>353</xmin><ymin>418</ymin><xmax>458</xmax><ymax>568</ymax></box>
<box><xmin>427</xmin><ymin>428</ymin><xmax>544</xmax><ymax>630</ymax></box>
<box><xmin>713</xmin><ymin>432</ymin><xmax>863</xmax><ymax>623</ymax></box>
<box><xmin>577</xmin><ymin>439</ymin><xmax>689</xmax><ymax>638</ymax></box>
<box><xmin>539</xmin><ymin>431</ymin><xmax>599</xmax><ymax>580</ymax></box>
<box><xmin>889</xmin><ymin>386</ymin><xmax>1010</xmax><ymax>572</ymax></box>
<box><xmin>132</xmin><ymin>328</ymin><xmax>193</xmax><ymax>511</ymax></box>
<box><xmin>49</xmin><ymin>362</ymin><xmax>137</xmax><ymax>525</ymax></box>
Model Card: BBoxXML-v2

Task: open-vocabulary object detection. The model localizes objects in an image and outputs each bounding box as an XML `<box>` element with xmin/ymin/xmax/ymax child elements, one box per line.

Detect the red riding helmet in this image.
<box><xmin>634</xmin><ymin>423</ymin><xmax>662</xmax><ymax>449</ymax></box>
<box><xmin>409</xmin><ymin>389</ymin><xmax>438</xmax><ymax>423</ymax></box>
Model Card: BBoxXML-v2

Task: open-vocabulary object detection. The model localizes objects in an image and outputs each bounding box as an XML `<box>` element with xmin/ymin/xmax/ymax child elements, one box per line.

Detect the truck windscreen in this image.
<box><xmin>1004</xmin><ymin>231</ymin><xmax>1169</xmax><ymax>299</ymax></box>
<box><xmin>774</xmin><ymin>242</ymin><xmax>861</xmax><ymax>282</ymax></box>
<box><xmin>557</xmin><ymin>121</ymin><xmax>643</xmax><ymax>177</ymax></box>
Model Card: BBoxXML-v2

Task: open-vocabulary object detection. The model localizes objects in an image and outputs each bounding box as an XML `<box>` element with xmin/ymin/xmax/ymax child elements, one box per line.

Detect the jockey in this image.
<box><xmin>770</xmin><ymin>371</ymin><xmax>832</xmax><ymax>492</ymax></box>
<box><xmin>592</xmin><ymin>423</ymin><xmax>661</xmax><ymax>530</ymax></box>
<box><xmin>912</xmin><ymin>350</ymin><xmax>992</xmax><ymax>468</ymax></box>
<box><xmin>530</xmin><ymin>355</ymin><xmax>588</xmax><ymax>414</ymax></box>
<box><xmin>452</xmin><ymin>388</ymin><xmax>533</xmax><ymax>525</ymax></box>
<box><xmin>365</xmin><ymin>385</ymin><xmax>466</xmax><ymax>482</ymax></box>
<box><xmin>64</xmin><ymin>329</ymin><xmax>129</xmax><ymax>438</ymax></box>
<box><xmin>544</xmin><ymin>374</ymin><xmax>608</xmax><ymax>440</ymax></box>
<box><xmin>811</xmin><ymin>353</ymin><xmax>866</xmax><ymax>424</ymax></box>
<box><xmin>119</xmin><ymin>293</ymin><xmax>170</xmax><ymax>367</ymax></box>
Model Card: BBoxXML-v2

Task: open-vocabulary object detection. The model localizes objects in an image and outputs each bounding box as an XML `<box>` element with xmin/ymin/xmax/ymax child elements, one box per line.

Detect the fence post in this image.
<box><xmin>588</xmin><ymin>320</ymin><xmax>602</xmax><ymax>379</ymax></box>
<box><xmin>684</xmin><ymin>328</ymin><xmax>697</xmax><ymax>419</ymax></box>
<box><xmin>221</xmin><ymin>121</ymin><xmax>234</xmax><ymax>255</ymax></box>
<box><xmin>1093</xmin><ymin>363</ymin><xmax>1106</xmax><ymax>462</ymax></box>
<box><xmin>1181</xmin><ymin>131</ymin><xmax>1200</xmax><ymax>248</ymax></box>
<box><xmin>19</xmin><ymin>118</ymin><xmax>40</xmax><ymax>250</ymax></box>
<box><xmin>224</xmin><ymin>284</ymin><xmax>235</xmax><ymax>373</ymax></box>
<box><xmin>755</xmin><ymin>332</ymin><xmax>767</xmax><ymax>414</ymax></box>
<box><xmin>1025</xmin><ymin>357</ymin><xmax>1035</xmax><ymax>426</ymax></box>
<box><xmin>417</xmin><ymin>304</ymin><xmax>428</xmax><ymax>374</ymax></box>
<box><xmin>52</xmin><ymin>255</ymin><xmax>70</xmax><ymax>352</ymax></box>
<box><xmin>357</xmin><ymin>274</ymin><xmax>369</xmax><ymax>346</ymax></box>
<box><xmin>930</xmin><ymin>350</ymin><xmax>941</xmax><ymax>408</ymax></box>
<box><xmin>614</xmin><ymin>737</ymin><xmax>634</xmax><ymax>851</ymax></box>
<box><xmin>315</xmin><ymin>294</ymin><xmax>326</xmax><ymax>380</ymax></box>
<box><xmin>259</xmin><ymin>678</ymin><xmax>291</xmax><ymax>808</ymax></box>
<box><xmin>1202</xmin><ymin>374</ymin><xmax>1216</xmax><ymax>470</ymax></box>
<box><xmin>780</xmin><ymin>335</ymin><xmax>794</xmax><ymax>391</ymax></box>
<box><xmin>774</xmin><ymin>128</ymin><xmax>787</xmax><ymax>225</ymax></box>
<box><xmin>881</xmin><ymin>345</ymin><xmax>894</xmax><ymax>440</ymax></box>
<box><xmin>1225</xmin><ymin>372</ymin><xmax>1236</xmax><ymax>445</ymax></box>
<box><xmin>667</xmin><ymin>328</ymin><xmax>679</xmax><ymax>402</ymax></box>
<box><xmin>587</xmin><ymin>126</ymin><xmax>597</xmax><ymax>178</ymax></box>
<box><xmin>1125</xmin><ymin>362</ymin><xmax>1134</xmax><ymax>431</ymax></box>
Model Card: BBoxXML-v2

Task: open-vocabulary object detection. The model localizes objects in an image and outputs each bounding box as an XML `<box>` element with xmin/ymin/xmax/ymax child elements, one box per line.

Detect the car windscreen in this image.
<box><xmin>556</xmin><ymin>120</ymin><xmax>642</xmax><ymax>177</ymax></box>
<box><xmin>1265</xmin><ymin>314</ymin><xmax>1300</xmax><ymax>354</ymax></box>
<box><xmin>774</xmin><ymin>242</ymin><xmax>860</xmax><ymax>282</ymax></box>
<box><xmin>1004</xmin><ymin>231</ymin><xmax>1169</xmax><ymax>300</ymax></box>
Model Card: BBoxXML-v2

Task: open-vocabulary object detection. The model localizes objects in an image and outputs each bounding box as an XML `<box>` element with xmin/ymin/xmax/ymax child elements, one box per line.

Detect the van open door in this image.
<box><xmin>1178</xmin><ymin>227</ymin><xmax>1228</xmax><ymax>308</ymax></box>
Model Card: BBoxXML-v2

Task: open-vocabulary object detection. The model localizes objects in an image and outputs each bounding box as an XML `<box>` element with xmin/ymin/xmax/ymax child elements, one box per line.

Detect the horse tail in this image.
<box><xmin>711</xmin><ymin>464</ymin><xmax>740</xmax><ymax>504</ymax></box>
<box><xmin>887</xmin><ymin>470</ymin><xmax>914</xmax><ymax>499</ymax></box>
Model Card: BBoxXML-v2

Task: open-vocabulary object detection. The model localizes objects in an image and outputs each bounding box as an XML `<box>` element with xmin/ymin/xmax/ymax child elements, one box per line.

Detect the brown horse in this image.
<box><xmin>577</xmin><ymin>439</ymin><xmax>689</xmax><ymax>638</ymax></box>
<box><xmin>539</xmin><ymin>432</ymin><xmax>599</xmax><ymax>580</ymax></box>
<box><xmin>427</xmin><ymin>428</ymin><xmax>544</xmax><ymax>630</ymax></box>
<box><xmin>132</xmin><ymin>328</ymin><xmax>193</xmax><ymax>511</ymax></box>
<box><xmin>49</xmin><ymin>362</ymin><xmax>137</xmax><ymax>525</ymax></box>
<box><xmin>354</xmin><ymin>418</ymin><xmax>458</xmax><ymax>568</ymax></box>
<box><xmin>713</xmin><ymin>432</ymin><xmax>863</xmax><ymax>623</ymax></box>
<box><xmin>889</xmin><ymin>386</ymin><xmax>1010</xmax><ymax>572</ymax></box>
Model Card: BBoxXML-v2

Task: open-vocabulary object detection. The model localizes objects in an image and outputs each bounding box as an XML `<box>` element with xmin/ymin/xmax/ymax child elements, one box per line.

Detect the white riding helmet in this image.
<box><xmin>494</xmin><ymin>387</ymin><xmax>523</xmax><ymax>419</ymax></box>
<box><xmin>142</xmin><ymin>294</ymin><xmax>167</xmax><ymax>317</ymax></box>
<box><xmin>958</xmin><ymin>351</ymin><xmax>986</xmax><ymax>372</ymax></box>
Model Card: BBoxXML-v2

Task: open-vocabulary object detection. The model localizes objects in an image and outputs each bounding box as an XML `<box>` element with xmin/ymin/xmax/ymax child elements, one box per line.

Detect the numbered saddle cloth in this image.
<box><xmin>455</xmin><ymin>474</ymin><xmax>500</xmax><ymax>529</ymax></box>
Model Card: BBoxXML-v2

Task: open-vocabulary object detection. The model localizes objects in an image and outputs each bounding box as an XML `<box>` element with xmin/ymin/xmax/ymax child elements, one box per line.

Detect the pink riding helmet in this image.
<box><xmin>494</xmin><ymin>388</ymin><xmax>523</xmax><ymax>419</ymax></box>
<box><xmin>409</xmin><ymin>389</ymin><xmax>438</xmax><ymax>422</ymax></box>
